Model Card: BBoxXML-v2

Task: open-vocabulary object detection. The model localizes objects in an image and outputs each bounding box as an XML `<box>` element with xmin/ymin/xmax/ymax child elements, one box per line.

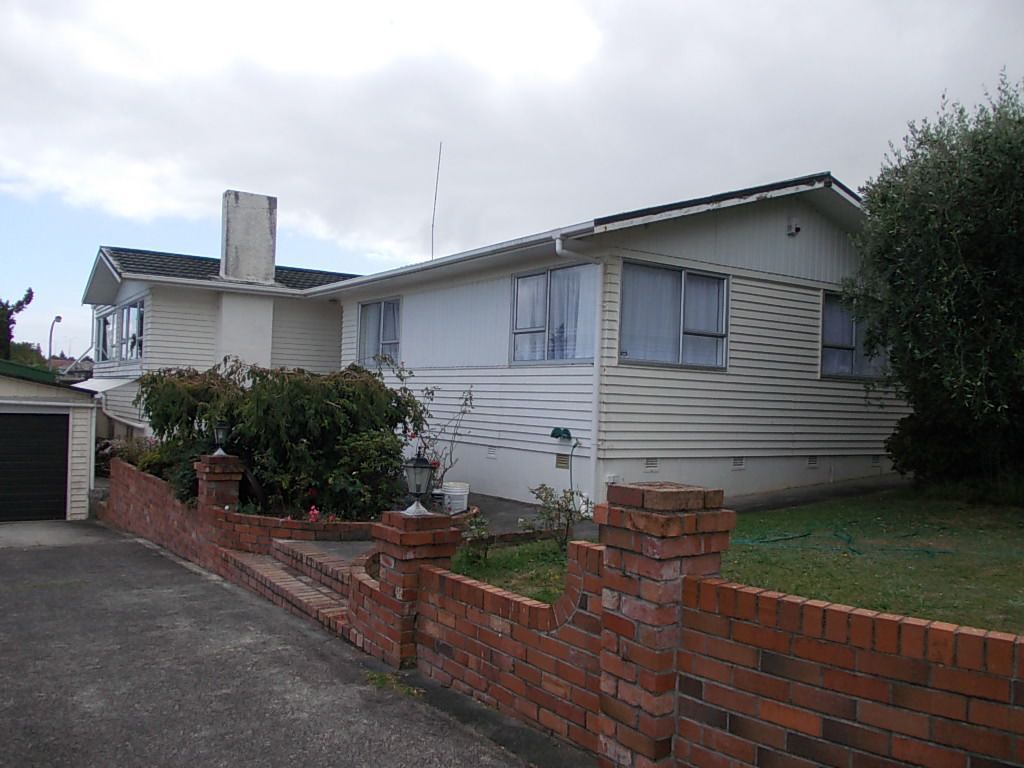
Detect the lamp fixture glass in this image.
<box><xmin>213</xmin><ymin>422</ymin><xmax>230</xmax><ymax>457</ymax></box>
<box><xmin>403</xmin><ymin>450</ymin><xmax>436</xmax><ymax>516</ymax></box>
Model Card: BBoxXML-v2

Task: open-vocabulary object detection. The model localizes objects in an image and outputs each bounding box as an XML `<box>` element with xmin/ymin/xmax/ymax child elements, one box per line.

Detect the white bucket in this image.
<box><xmin>442</xmin><ymin>481</ymin><xmax>470</xmax><ymax>514</ymax></box>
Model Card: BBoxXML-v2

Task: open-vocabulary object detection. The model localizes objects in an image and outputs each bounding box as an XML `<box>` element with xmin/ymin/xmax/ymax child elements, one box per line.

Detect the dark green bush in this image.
<box><xmin>134</xmin><ymin>360</ymin><xmax>425</xmax><ymax>518</ymax></box>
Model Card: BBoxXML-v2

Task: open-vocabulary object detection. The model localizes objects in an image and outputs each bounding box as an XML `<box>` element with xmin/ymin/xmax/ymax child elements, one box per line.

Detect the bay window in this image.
<box><xmin>95</xmin><ymin>300</ymin><xmax>144</xmax><ymax>362</ymax></box>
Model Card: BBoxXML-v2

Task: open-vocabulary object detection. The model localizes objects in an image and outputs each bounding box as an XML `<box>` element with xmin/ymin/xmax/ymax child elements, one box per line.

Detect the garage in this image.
<box><xmin>0</xmin><ymin>414</ymin><xmax>70</xmax><ymax>521</ymax></box>
<box><xmin>0</xmin><ymin>361</ymin><xmax>97</xmax><ymax>522</ymax></box>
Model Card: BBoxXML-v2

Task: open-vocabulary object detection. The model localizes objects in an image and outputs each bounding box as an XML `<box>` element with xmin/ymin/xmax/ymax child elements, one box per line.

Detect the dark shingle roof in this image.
<box><xmin>101</xmin><ymin>247</ymin><xmax>357</xmax><ymax>291</ymax></box>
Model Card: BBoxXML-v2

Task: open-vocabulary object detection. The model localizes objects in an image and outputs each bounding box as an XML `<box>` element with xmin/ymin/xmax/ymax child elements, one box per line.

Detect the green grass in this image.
<box><xmin>450</xmin><ymin>539</ymin><xmax>568</xmax><ymax>604</ymax></box>
<box><xmin>722</xmin><ymin>489</ymin><xmax>1024</xmax><ymax>633</ymax></box>
<box><xmin>451</xmin><ymin>489</ymin><xmax>1024</xmax><ymax>633</ymax></box>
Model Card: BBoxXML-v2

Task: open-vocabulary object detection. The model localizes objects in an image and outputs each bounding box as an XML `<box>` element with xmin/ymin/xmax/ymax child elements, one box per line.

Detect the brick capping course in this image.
<box><xmin>102</xmin><ymin>467</ymin><xmax>1024</xmax><ymax>767</ymax></box>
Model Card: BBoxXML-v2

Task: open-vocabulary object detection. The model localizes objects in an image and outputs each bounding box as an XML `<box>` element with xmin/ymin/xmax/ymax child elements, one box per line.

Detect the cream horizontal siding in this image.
<box><xmin>607</xmin><ymin>196</ymin><xmax>860</xmax><ymax>285</ymax></box>
<box><xmin>599</xmin><ymin>273</ymin><xmax>908</xmax><ymax>459</ymax></box>
<box><xmin>271</xmin><ymin>298</ymin><xmax>342</xmax><ymax>372</ymax></box>
<box><xmin>391</xmin><ymin>366</ymin><xmax>594</xmax><ymax>457</ymax></box>
<box><xmin>340</xmin><ymin>269</ymin><xmax>596</xmax><ymax>456</ymax></box>
<box><xmin>143</xmin><ymin>287</ymin><xmax>219</xmax><ymax>372</ymax></box>
<box><xmin>102</xmin><ymin>382</ymin><xmax>145</xmax><ymax>427</ymax></box>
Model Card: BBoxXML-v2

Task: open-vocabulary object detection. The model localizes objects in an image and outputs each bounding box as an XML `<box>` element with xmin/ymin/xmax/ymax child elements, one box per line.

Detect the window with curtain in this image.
<box><xmin>512</xmin><ymin>264</ymin><xmax>596</xmax><ymax>362</ymax></box>
<box><xmin>359</xmin><ymin>299</ymin><xmax>401</xmax><ymax>364</ymax></box>
<box><xmin>619</xmin><ymin>263</ymin><xmax>727</xmax><ymax>368</ymax></box>
<box><xmin>821</xmin><ymin>293</ymin><xmax>884</xmax><ymax>378</ymax></box>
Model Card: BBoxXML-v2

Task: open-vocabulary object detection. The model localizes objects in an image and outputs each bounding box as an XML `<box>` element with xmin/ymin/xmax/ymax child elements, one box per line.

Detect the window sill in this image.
<box><xmin>509</xmin><ymin>358</ymin><xmax>595</xmax><ymax>367</ymax></box>
<box><xmin>618</xmin><ymin>358</ymin><xmax>727</xmax><ymax>373</ymax></box>
<box><xmin>819</xmin><ymin>373</ymin><xmax>885</xmax><ymax>383</ymax></box>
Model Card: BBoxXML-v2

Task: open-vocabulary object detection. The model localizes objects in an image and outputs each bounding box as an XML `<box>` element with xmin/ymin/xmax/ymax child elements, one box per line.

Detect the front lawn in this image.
<box><xmin>722</xmin><ymin>489</ymin><xmax>1024</xmax><ymax>633</ymax></box>
<box><xmin>452</xmin><ymin>489</ymin><xmax>1024</xmax><ymax>633</ymax></box>
<box><xmin>450</xmin><ymin>539</ymin><xmax>568</xmax><ymax>604</ymax></box>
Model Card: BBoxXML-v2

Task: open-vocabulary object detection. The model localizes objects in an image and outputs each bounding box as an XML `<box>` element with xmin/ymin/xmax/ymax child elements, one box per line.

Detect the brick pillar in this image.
<box><xmin>595</xmin><ymin>482</ymin><xmax>736</xmax><ymax>768</ymax></box>
<box><xmin>193</xmin><ymin>454</ymin><xmax>245</xmax><ymax>559</ymax></box>
<box><xmin>371</xmin><ymin>511</ymin><xmax>462</xmax><ymax>667</ymax></box>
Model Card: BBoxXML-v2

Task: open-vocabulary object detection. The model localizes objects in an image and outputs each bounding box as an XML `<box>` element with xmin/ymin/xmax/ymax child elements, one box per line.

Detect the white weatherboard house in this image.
<box><xmin>77</xmin><ymin>191</ymin><xmax>356</xmax><ymax>434</ymax></box>
<box><xmin>80</xmin><ymin>174</ymin><xmax>906</xmax><ymax>503</ymax></box>
<box><xmin>310</xmin><ymin>172</ymin><xmax>907</xmax><ymax>503</ymax></box>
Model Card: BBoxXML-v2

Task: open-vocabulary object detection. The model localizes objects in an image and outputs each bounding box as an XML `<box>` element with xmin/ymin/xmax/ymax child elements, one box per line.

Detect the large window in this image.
<box><xmin>619</xmin><ymin>262</ymin><xmax>727</xmax><ymax>368</ymax></box>
<box><xmin>512</xmin><ymin>264</ymin><xmax>597</xmax><ymax>362</ymax></box>
<box><xmin>95</xmin><ymin>300</ymin><xmax>144</xmax><ymax>362</ymax></box>
<box><xmin>359</xmin><ymin>299</ymin><xmax>400</xmax><ymax>364</ymax></box>
<box><xmin>821</xmin><ymin>293</ymin><xmax>883</xmax><ymax>378</ymax></box>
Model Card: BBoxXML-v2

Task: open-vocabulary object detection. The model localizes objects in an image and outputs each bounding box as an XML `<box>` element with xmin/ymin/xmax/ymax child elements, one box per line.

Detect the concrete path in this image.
<box><xmin>0</xmin><ymin>522</ymin><xmax>592</xmax><ymax>768</ymax></box>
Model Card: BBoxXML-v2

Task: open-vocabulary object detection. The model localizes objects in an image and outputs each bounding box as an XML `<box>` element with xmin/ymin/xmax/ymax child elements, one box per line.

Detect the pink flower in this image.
<box><xmin>308</xmin><ymin>504</ymin><xmax>320</xmax><ymax>523</ymax></box>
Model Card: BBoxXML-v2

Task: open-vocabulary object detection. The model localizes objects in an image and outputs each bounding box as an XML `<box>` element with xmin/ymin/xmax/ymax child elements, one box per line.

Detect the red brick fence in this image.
<box><xmin>102</xmin><ymin>458</ymin><xmax>1024</xmax><ymax>768</ymax></box>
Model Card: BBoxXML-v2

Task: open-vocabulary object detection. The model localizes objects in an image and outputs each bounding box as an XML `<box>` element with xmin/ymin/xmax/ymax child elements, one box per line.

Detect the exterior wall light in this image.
<box><xmin>403</xmin><ymin>449</ymin><xmax>436</xmax><ymax>516</ymax></box>
<box><xmin>213</xmin><ymin>422</ymin><xmax>231</xmax><ymax>456</ymax></box>
<box><xmin>550</xmin><ymin>427</ymin><xmax>573</xmax><ymax>440</ymax></box>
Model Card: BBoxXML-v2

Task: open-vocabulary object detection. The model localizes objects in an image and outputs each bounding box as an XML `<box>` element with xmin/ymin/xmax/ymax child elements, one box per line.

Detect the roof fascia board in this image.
<box><xmin>121</xmin><ymin>273</ymin><xmax>304</xmax><ymax>298</ymax></box>
<box><xmin>592</xmin><ymin>181</ymin><xmax>852</xmax><ymax>234</ymax></box>
<box><xmin>81</xmin><ymin>250</ymin><xmax>123</xmax><ymax>304</ymax></box>
<box><xmin>305</xmin><ymin>222</ymin><xmax>594</xmax><ymax>297</ymax></box>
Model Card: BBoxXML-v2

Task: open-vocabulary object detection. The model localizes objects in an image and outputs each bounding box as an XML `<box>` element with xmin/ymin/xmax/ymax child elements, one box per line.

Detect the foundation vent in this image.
<box><xmin>643</xmin><ymin>457</ymin><xmax>659</xmax><ymax>472</ymax></box>
<box><xmin>555</xmin><ymin>454</ymin><xmax>571</xmax><ymax>470</ymax></box>
<box><xmin>731</xmin><ymin>456</ymin><xmax>746</xmax><ymax>470</ymax></box>
<box><xmin>486</xmin><ymin>446</ymin><xmax>497</xmax><ymax>460</ymax></box>
<box><xmin>807</xmin><ymin>456</ymin><xmax>819</xmax><ymax>468</ymax></box>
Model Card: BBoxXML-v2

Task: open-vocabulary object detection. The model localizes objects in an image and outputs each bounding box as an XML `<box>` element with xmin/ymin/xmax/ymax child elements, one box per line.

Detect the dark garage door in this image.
<box><xmin>0</xmin><ymin>413</ymin><xmax>69</xmax><ymax>521</ymax></box>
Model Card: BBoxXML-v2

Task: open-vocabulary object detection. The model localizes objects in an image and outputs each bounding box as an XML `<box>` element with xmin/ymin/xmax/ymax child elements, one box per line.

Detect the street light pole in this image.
<box><xmin>48</xmin><ymin>315</ymin><xmax>62</xmax><ymax>369</ymax></box>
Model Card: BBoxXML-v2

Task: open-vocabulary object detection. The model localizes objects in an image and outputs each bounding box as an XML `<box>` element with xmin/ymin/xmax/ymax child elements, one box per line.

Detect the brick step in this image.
<box><xmin>270</xmin><ymin>539</ymin><xmax>368</xmax><ymax>596</ymax></box>
<box><xmin>221</xmin><ymin>549</ymin><xmax>349</xmax><ymax>635</ymax></box>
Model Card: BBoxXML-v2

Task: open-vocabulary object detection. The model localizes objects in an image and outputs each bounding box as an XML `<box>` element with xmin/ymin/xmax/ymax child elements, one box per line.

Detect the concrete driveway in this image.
<box><xmin>0</xmin><ymin>522</ymin><xmax>590</xmax><ymax>768</ymax></box>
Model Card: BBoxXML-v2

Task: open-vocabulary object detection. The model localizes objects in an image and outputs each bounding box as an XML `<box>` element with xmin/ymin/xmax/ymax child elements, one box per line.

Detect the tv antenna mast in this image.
<box><xmin>431</xmin><ymin>141</ymin><xmax>442</xmax><ymax>260</ymax></box>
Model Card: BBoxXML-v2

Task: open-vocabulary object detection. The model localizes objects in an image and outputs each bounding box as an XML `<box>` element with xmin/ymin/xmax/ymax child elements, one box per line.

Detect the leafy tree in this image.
<box><xmin>0</xmin><ymin>288</ymin><xmax>33</xmax><ymax>360</ymax></box>
<box><xmin>10</xmin><ymin>342</ymin><xmax>47</xmax><ymax>369</ymax></box>
<box><xmin>846</xmin><ymin>75</ymin><xmax>1024</xmax><ymax>480</ymax></box>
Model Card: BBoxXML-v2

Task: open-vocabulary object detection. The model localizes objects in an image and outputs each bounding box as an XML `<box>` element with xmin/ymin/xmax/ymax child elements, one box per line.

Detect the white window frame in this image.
<box><xmin>510</xmin><ymin>263</ymin><xmax>596</xmax><ymax>365</ymax></box>
<box><xmin>357</xmin><ymin>298</ymin><xmax>401</xmax><ymax>365</ymax></box>
<box><xmin>820</xmin><ymin>292</ymin><xmax>883</xmax><ymax>380</ymax></box>
<box><xmin>618</xmin><ymin>261</ymin><xmax>729</xmax><ymax>370</ymax></box>
<box><xmin>95</xmin><ymin>299</ymin><xmax>144</xmax><ymax>363</ymax></box>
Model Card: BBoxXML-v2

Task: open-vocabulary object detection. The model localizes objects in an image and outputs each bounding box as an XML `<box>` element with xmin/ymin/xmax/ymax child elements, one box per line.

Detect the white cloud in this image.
<box><xmin>1</xmin><ymin>0</ymin><xmax>1022</xmax><ymax>268</ymax></box>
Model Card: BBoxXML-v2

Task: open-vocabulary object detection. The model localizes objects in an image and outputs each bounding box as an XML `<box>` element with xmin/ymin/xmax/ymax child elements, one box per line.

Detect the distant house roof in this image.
<box><xmin>101</xmin><ymin>247</ymin><xmax>358</xmax><ymax>291</ymax></box>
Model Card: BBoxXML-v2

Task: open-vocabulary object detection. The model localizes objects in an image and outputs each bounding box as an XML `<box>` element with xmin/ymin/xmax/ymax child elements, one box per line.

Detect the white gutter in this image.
<box><xmin>306</xmin><ymin>221</ymin><xmax>595</xmax><ymax>297</ymax></box>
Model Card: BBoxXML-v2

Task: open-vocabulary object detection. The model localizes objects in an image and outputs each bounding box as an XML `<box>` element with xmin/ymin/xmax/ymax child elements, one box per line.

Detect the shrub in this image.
<box><xmin>134</xmin><ymin>360</ymin><xmax>425</xmax><ymax>518</ymax></box>
<box><xmin>519</xmin><ymin>484</ymin><xmax>592</xmax><ymax>552</ymax></box>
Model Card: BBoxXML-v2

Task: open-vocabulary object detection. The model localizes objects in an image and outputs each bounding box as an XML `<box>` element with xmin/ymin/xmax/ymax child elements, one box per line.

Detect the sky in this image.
<box><xmin>2</xmin><ymin>0</ymin><xmax>1022</xmax><ymax>357</ymax></box>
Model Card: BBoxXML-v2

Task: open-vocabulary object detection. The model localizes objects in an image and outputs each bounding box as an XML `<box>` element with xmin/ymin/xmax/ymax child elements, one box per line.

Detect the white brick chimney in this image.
<box><xmin>220</xmin><ymin>190</ymin><xmax>277</xmax><ymax>284</ymax></box>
